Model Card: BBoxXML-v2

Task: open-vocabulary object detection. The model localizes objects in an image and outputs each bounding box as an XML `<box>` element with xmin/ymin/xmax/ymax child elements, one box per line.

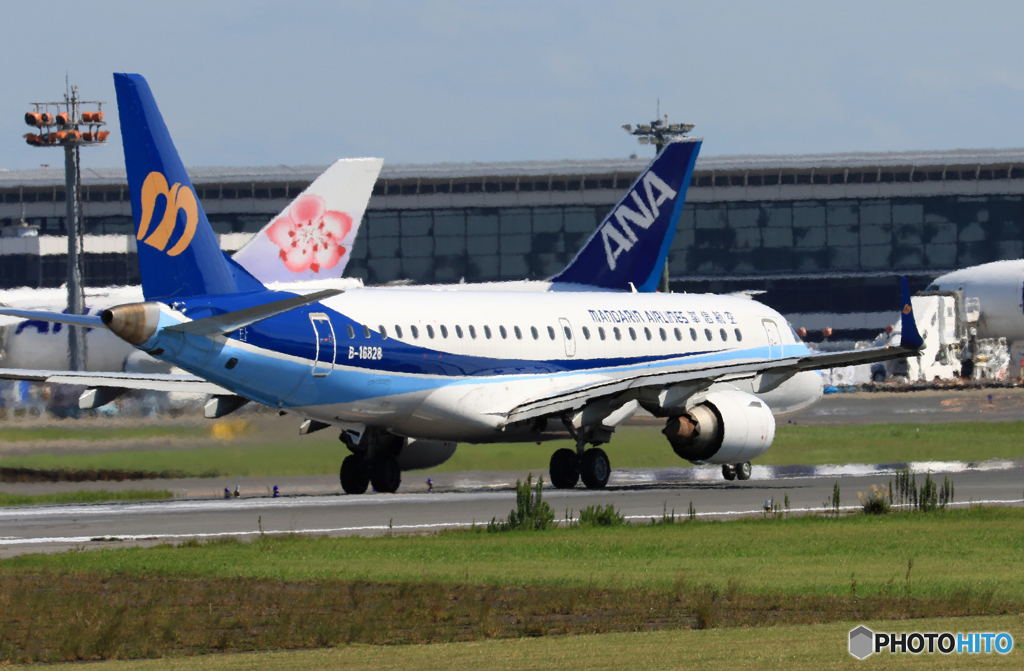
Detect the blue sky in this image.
<box><xmin>4</xmin><ymin>1</ymin><xmax>1024</xmax><ymax>170</ymax></box>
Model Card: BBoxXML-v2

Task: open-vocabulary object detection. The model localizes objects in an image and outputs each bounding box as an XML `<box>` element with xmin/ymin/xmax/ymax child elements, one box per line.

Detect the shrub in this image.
<box><xmin>858</xmin><ymin>484</ymin><xmax>891</xmax><ymax>515</ymax></box>
<box><xmin>488</xmin><ymin>474</ymin><xmax>555</xmax><ymax>532</ymax></box>
<box><xmin>579</xmin><ymin>504</ymin><xmax>625</xmax><ymax>527</ymax></box>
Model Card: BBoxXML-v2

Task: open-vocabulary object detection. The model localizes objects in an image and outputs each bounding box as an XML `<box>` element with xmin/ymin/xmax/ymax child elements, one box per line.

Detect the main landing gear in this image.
<box><xmin>549</xmin><ymin>435</ymin><xmax>611</xmax><ymax>491</ymax></box>
<box><xmin>721</xmin><ymin>462</ymin><xmax>752</xmax><ymax>481</ymax></box>
<box><xmin>339</xmin><ymin>429</ymin><xmax>402</xmax><ymax>494</ymax></box>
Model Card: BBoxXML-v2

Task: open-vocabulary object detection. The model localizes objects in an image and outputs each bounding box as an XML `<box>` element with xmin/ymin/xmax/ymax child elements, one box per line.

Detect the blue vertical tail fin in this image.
<box><xmin>550</xmin><ymin>137</ymin><xmax>701</xmax><ymax>292</ymax></box>
<box><xmin>114</xmin><ymin>73</ymin><xmax>262</xmax><ymax>301</ymax></box>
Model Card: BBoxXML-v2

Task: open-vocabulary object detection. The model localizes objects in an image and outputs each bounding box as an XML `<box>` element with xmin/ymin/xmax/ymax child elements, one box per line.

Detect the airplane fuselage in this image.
<box><xmin>143</xmin><ymin>287</ymin><xmax>818</xmax><ymax>443</ymax></box>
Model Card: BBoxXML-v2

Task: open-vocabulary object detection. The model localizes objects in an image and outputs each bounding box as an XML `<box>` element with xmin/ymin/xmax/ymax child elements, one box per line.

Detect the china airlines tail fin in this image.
<box><xmin>115</xmin><ymin>73</ymin><xmax>263</xmax><ymax>301</ymax></box>
<box><xmin>550</xmin><ymin>137</ymin><xmax>701</xmax><ymax>292</ymax></box>
<box><xmin>231</xmin><ymin>157</ymin><xmax>382</xmax><ymax>284</ymax></box>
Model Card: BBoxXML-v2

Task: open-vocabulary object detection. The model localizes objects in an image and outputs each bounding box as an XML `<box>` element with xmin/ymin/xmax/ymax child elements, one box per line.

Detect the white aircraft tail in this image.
<box><xmin>232</xmin><ymin>157</ymin><xmax>383</xmax><ymax>284</ymax></box>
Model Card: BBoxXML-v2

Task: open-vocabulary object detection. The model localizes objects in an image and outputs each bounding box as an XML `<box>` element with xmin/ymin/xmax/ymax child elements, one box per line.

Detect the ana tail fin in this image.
<box><xmin>115</xmin><ymin>73</ymin><xmax>260</xmax><ymax>300</ymax></box>
<box><xmin>550</xmin><ymin>138</ymin><xmax>701</xmax><ymax>292</ymax></box>
<box><xmin>231</xmin><ymin>157</ymin><xmax>383</xmax><ymax>284</ymax></box>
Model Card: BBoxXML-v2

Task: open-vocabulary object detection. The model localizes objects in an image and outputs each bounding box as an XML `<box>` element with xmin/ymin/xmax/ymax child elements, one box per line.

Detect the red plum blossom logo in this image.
<box><xmin>266</xmin><ymin>194</ymin><xmax>352</xmax><ymax>273</ymax></box>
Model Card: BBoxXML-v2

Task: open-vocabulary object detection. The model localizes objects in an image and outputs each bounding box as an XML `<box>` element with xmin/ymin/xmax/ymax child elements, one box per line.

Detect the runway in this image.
<box><xmin>2</xmin><ymin>460</ymin><xmax>1021</xmax><ymax>558</ymax></box>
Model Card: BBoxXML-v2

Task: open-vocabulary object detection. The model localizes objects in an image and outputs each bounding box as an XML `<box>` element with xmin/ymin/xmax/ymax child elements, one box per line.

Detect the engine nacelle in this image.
<box><xmin>663</xmin><ymin>390</ymin><xmax>775</xmax><ymax>464</ymax></box>
<box><xmin>396</xmin><ymin>438</ymin><xmax>457</xmax><ymax>471</ymax></box>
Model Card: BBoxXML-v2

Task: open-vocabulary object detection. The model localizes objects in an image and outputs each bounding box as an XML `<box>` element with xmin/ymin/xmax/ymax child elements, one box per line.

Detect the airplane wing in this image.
<box><xmin>504</xmin><ymin>341</ymin><xmax>914</xmax><ymax>423</ymax></box>
<box><xmin>0</xmin><ymin>369</ymin><xmax>230</xmax><ymax>394</ymax></box>
<box><xmin>506</xmin><ymin>278</ymin><xmax>924</xmax><ymax>423</ymax></box>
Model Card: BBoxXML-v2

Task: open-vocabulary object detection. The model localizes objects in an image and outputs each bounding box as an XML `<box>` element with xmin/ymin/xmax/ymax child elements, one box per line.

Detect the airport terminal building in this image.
<box><xmin>3</xmin><ymin>147</ymin><xmax>1024</xmax><ymax>339</ymax></box>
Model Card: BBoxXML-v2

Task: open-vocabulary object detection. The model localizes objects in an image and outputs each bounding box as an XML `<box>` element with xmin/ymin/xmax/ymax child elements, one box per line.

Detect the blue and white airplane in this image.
<box><xmin>0</xmin><ymin>74</ymin><xmax>924</xmax><ymax>494</ymax></box>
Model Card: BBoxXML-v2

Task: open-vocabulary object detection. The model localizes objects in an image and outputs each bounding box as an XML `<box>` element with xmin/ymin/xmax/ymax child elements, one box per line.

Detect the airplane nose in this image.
<box><xmin>101</xmin><ymin>302</ymin><xmax>162</xmax><ymax>345</ymax></box>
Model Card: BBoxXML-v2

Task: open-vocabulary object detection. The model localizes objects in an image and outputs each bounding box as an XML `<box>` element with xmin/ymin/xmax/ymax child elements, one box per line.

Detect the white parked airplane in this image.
<box><xmin>0</xmin><ymin>158</ymin><xmax>381</xmax><ymax>373</ymax></box>
<box><xmin>926</xmin><ymin>260</ymin><xmax>1024</xmax><ymax>341</ymax></box>
<box><xmin>0</xmin><ymin>74</ymin><xmax>924</xmax><ymax>492</ymax></box>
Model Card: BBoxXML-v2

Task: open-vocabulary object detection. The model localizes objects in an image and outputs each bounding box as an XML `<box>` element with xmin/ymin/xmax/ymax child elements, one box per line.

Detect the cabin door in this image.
<box><xmin>309</xmin><ymin>312</ymin><xmax>336</xmax><ymax>377</ymax></box>
<box><xmin>558</xmin><ymin>318</ymin><xmax>576</xmax><ymax>357</ymax></box>
<box><xmin>762</xmin><ymin>319</ymin><xmax>782</xmax><ymax>359</ymax></box>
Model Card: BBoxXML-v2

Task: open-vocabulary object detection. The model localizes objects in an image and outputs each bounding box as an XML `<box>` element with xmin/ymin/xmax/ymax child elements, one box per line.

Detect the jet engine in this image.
<box><xmin>663</xmin><ymin>390</ymin><xmax>775</xmax><ymax>464</ymax></box>
<box><xmin>396</xmin><ymin>438</ymin><xmax>457</xmax><ymax>471</ymax></box>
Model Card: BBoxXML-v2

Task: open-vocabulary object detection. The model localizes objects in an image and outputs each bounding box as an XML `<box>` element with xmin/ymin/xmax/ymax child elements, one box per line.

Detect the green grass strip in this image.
<box><xmin>0</xmin><ymin>425</ymin><xmax>206</xmax><ymax>443</ymax></box>
<box><xmin>0</xmin><ymin>489</ymin><xmax>172</xmax><ymax>507</ymax></box>
<box><xmin>5</xmin><ymin>506</ymin><xmax>1024</xmax><ymax>601</ymax></box>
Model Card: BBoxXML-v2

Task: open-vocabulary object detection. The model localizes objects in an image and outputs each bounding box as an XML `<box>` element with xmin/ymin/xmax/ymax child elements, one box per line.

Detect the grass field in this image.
<box><xmin>3</xmin><ymin>508</ymin><xmax>1023</xmax><ymax>665</ymax></box>
<box><xmin>0</xmin><ymin>489</ymin><xmax>172</xmax><ymax>507</ymax></box>
<box><xmin>6</xmin><ymin>507</ymin><xmax>1023</xmax><ymax>598</ymax></box>
<box><xmin>43</xmin><ymin>615</ymin><xmax>1024</xmax><ymax>671</ymax></box>
<box><xmin>2</xmin><ymin>421</ymin><xmax>1024</xmax><ymax>479</ymax></box>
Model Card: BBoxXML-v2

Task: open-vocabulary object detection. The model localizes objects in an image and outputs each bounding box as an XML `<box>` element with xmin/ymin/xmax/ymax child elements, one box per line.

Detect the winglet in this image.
<box><xmin>900</xmin><ymin>277</ymin><xmax>924</xmax><ymax>350</ymax></box>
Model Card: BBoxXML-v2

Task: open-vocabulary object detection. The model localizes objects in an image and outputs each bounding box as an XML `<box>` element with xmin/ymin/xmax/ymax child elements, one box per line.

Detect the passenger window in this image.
<box><xmin>484</xmin><ymin>325</ymin><xmax>492</xmax><ymax>339</ymax></box>
<box><xmin>455</xmin><ymin>325</ymin><xmax>464</xmax><ymax>338</ymax></box>
<box><xmin>614</xmin><ymin>327</ymin><xmax>621</xmax><ymax>340</ymax></box>
<box><xmin>659</xmin><ymin>328</ymin><xmax>667</xmax><ymax>341</ymax></box>
<box><xmin>704</xmin><ymin>328</ymin><xmax>712</xmax><ymax>341</ymax></box>
<box><xmin>735</xmin><ymin>328</ymin><xmax>742</xmax><ymax>342</ymax></box>
<box><xmin>628</xmin><ymin>327</ymin><xmax>636</xmax><ymax>340</ymax></box>
<box><xmin>379</xmin><ymin>325</ymin><xmax>388</xmax><ymax>339</ymax></box>
<box><xmin>363</xmin><ymin>325</ymin><xmax>371</xmax><ymax>338</ymax></box>
<box><xmin>469</xmin><ymin>325</ymin><xmax>477</xmax><ymax>339</ymax></box>
<box><xmin>427</xmin><ymin>325</ymin><xmax>435</xmax><ymax>339</ymax></box>
<box><xmin>674</xmin><ymin>328</ymin><xmax>682</xmax><ymax>341</ymax></box>
<box><xmin>563</xmin><ymin>326</ymin><xmax>572</xmax><ymax>340</ymax></box>
<box><xmin>514</xmin><ymin>326</ymin><xmax>523</xmax><ymax>340</ymax></box>
<box><xmin>547</xmin><ymin>326</ymin><xmax>556</xmax><ymax>340</ymax></box>
<box><xmin>395</xmin><ymin>325</ymin><xmax>403</xmax><ymax>338</ymax></box>
<box><xmin>582</xmin><ymin>326</ymin><xmax>590</xmax><ymax>340</ymax></box>
<box><xmin>599</xmin><ymin>327</ymin><xmax>606</xmax><ymax>340</ymax></box>
<box><xmin>411</xmin><ymin>325</ymin><xmax>419</xmax><ymax>339</ymax></box>
<box><xmin>720</xmin><ymin>328</ymin><xmax>728</xmax><ymax>341</ymax></box>
<box><xmin>346</xmin><ymin>324</ymin><xmax>355</xmax><ymax>339</ymax></box>
<box><xmin>440</xmin><ymin>325</ymin><xmax>449</xmax><ymax>338</ymax></box>
<box><xmin>499</xmin><ymin>326</ymin><xmax>508</xmax><ymax>339</ymax></box>
<box><xmin>644</xmin><ymin>327</ymin><xmax>652</xmax><ymax>340</ymax></box>
<box><xmin>689</xmin><ymin>328</ymin><xmax>697</xmax><ymax>341</ymax></box>
<box><xmin>531</xmin><ymin>326</ymin><xmax>539</xmax><ymax>339</ymax></box>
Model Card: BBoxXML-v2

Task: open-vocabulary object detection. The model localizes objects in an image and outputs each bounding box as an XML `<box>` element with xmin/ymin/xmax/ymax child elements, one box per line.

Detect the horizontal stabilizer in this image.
<box><xmin>165</xmin><ymin>288</ymin><xmax>342</xmax><ymax>336</ymax></box>
<box><xmin>0</xmin><ymin>309</ymin><xmax>105</xmax><ymax>329</ymax></box>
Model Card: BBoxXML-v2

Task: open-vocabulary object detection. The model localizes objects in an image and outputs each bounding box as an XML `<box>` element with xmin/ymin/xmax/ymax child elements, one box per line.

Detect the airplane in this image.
<box><xmin>0</xmin><ymin>157</ymin><xmax>382</xmax><ymax>373</ymax></box>
<box><xmin>926</xmin><ymin>260</ymin><xmax>1024</xmax><ymax>342</ymax></box>
<box><xmin>0</xmin><ymin>73</ymin><xmax>925</xmax><ymax>494</ymax></box>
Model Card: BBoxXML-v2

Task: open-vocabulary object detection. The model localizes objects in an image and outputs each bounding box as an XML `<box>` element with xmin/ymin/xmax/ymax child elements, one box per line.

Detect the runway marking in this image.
<box><xmin>1</xmin><ymin>499</ymin><xmax>1021</xmax><ymax>548</ymax></box>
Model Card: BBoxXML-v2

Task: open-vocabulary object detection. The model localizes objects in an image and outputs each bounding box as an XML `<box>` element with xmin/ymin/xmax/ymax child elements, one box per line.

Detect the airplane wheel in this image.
<box><xmin>735</xmin><ymin>461</ymin><xmax>752</xmax><ymax>481</ymax></box>
<box><xmin>580</xmin><ymin>448</ymin><xmax>610</xmax><ymax>490</ymax></box>
<box><xmin>370</xmin><ymin>456</ymin><xmax>401</xmax><ymax>494</ymax></box>
<box><xmin>722</xmin><ymin>464</ymin><xmax>737</xmax><ymax>481</ymax></box>
<box><xmin>340</xmin><ymin>455</ymin><xmax>369</xmax><ymax>495</ymax></box>
<box><xmin>549</xmin><ymin>448</ymin><xmax>580</xmax><ymax>489</ymax></box>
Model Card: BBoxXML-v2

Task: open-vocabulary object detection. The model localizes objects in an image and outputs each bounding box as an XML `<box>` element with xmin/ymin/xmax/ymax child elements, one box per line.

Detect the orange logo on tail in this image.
<box><xmin>903</xmin><ymin>304</ymin><xmax>912</xmax><ymax>315</ymax></box>
<box><xmin>138</xmin><ymin>172</ymin><xmax>198</xmax><ymax>256</ymax></box>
